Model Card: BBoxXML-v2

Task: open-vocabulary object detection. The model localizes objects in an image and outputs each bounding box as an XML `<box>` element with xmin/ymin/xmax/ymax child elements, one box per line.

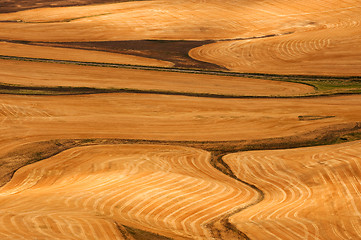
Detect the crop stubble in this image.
<box><xmin>1</xmin><ymin>0</ymin><xmax>361</xmax><ymax>239</ymax></box>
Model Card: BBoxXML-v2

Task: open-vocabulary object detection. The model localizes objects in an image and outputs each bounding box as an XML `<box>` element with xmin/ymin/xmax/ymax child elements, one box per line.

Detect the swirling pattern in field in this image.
<box><xmin>189</xmin><ymin>24</ymin><xmax>361</xmax><ymax>75</ymax></box>
<box><xmin>189</xmin><ymin>32</ymin><xmax>334</xmax><ymax>72</ymax></box>
<box><xmin>187</xmin><ymin>0</ymin><xmax>361</xmax><ymax>75</ymax></box>
<box><xmin>0</xmin><ymin>144</ymin><xmax>259</xmax><ymax>239</ymax></box>
<box><xmin>224</xmin><ymin>140</ymin><xmax>361</xmax><ymax>240</ymax></box>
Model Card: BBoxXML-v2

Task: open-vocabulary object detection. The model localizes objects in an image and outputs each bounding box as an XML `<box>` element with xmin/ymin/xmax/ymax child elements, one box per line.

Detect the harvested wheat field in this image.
<box><xmin>224</xmin><ymin>140</ymin><xmax>361</xmax><ymax>239</ymax></box>
<box><xmin>1</xmin><ymin>0</ymin><xmax>361</xmax><ymax>239</ymax></box>
<box><xmin>0</xmin><ymin>59</ymin><xmax>313</xmax><ymax>96</ymax></box>
<box><xmin>0</xmin><ymin>144</ymin><xmax>257</xmax><ymax>239</ymax></box>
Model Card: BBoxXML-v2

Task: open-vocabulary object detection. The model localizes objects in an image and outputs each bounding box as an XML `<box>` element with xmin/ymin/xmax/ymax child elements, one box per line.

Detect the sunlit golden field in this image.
<box><xmin>1</xmin><ymin>0</ymin><xmax>361</xmax><ymax>239</ymax></box>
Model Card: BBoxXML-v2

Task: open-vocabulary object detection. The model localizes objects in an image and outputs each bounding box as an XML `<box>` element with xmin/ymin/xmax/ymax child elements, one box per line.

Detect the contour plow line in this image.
<box><xmin>223</xmin><ymin>140</ymin><xmax>361</xmax><ymax>239</ymax></box>
<box><xmin>0</xmin><ymin>144</ymin><xmax>260</xmax><ymax>239</ymax></box>
<box><xmin>188</xmin><ymin>0</ymin><xmax>361</xmax><ymax>76</ymax></box>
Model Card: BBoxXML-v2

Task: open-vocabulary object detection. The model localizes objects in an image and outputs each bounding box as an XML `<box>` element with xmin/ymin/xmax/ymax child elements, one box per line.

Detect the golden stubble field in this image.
<box><xmin>0</xmin><ymin>0</ymin><xmax>361</xmax><ymax>239</ymax></box>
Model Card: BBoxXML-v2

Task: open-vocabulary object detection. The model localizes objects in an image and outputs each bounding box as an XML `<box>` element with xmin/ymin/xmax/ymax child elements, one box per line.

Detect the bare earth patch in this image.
<box><xmin>0</xmin><ymin>42</ymin><xmax>173</xmax><ymax>67</ymax></box>
<box><xmin>35</xmin><ymin>40</ymin><xmax>222</xmax><ymax>70</ymax></box>
<box><xmin>0</xmin><ymin>0</ymin><xmax>140</xmax><ymax>13</ymax></box>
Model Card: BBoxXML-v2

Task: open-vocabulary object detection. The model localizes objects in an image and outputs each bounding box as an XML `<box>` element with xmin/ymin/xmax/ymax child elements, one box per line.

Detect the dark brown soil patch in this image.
<box><xmin>0</xmin><ymin>0</ymin><xmax>144</xmax><ymax>13</ymax></box>
<box><xmin>34</xmin><ymin>40</ymin><xmax>224</xmax><ymax>70</ymax></box>
<box><xmin>298</xmin><ymin>115</ymin><xmax>335</xmax><ymax>121</ymax></box>
<box><xmin>123</xmin><ymin>226</ymin><xmax>173</xmax><ymax>240</ymax></box>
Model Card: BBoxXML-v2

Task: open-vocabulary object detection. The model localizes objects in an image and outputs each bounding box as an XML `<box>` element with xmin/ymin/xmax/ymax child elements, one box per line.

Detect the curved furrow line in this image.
<box><xmin>182</xmin><ymin>187</ymin><xmax>255</xmax><ymax>237</ymax></box>
<box><xmin>237</xmin><ymin>157</ymin><xmax>317</xmax><ymax>239</ymax></box>
<box><xmin>276</xmin><ymin>38</ymin><xmax>328</xmax><ymax>61</ymax></box>
<box><xmin>188</xmin><ymin>0</ymin><xmax>361</xmax><ymax>75</ymax></box>
<box><xmin>0</xmin><ymin>210</ymin><xmax>123</xmax><ymax>240</ymax></box>
<box><xmin>322</xmin><ymin>169</ymin><xmax>357</xmax><ymax>240</ymax></box>
<box><xmin>99</xmin><ymin>151</ymin><xmax>252</xmax><ymax>237</ymax></box>
<box><xmin>145</xmin><ymin>151</ymin><xmax>253</xmax><ymax>237</ymax></box>
<box><xmin>228</xmin><ymin>156</ymin><xmax>300</xmax><ymax>238</ymax></box>
<box><xmin>161</xmin><ymin>182</ymin><xmax>229</xmax><ymax>237</ymax></box>
<box><xmin>325</xmin><ymin>10</ymin><xmax>361</xmax><ymax>29</ymax></box>
<box><xmin>166</xmin><ymin>183</ymin><xmax>245</xmax><ymax>236</ymax></box>
<box><xmin>68</xmin><ymin>167</ymin><xmax>160</xmax><ymax>206</ymax></box>
<box><xmin>52</xmin><ymin>153</ymin><xmax>175</xmax><ymax>203</ymax></box>
<box><xmin>0</xmin><ymin>213</ymin><xmax>29</xmax><ymax>239</ymax></box>
<box><xmin>0</xmin><ymin>150</ymin><xmax>86</xmax><ymax>195</ymax></box>
<box><xmin>0</xmin><ymin>144</ymin><xmax>260</xmax><ymax>239</ymax></box>
<box><xmin>136</xmin><ymin>177</ymin><xmax>205</xmax><ymax>227</ymax></box>
<box><xmin>159</xmin><ymin>181</ymin><xmax>219</xmax><ymax>237</ymax></box>
<box><xmin>107</xmin><ymin>173</ymin><xmax>194</xmax><ymax>218</ymax></box>
<box><xmin>42</xmin><ymin>214</ymin><xmax>115</xmax><ymax>240</ymax></box>
<box><xmin>128</xmin><ymin>150</ymin><xmax>256</xmax><ymax>237</ymax></box>
<box><xmin>223</xmin><ymin>164</ymin><xmax>288</xmax><ymax>239</ymax></box>
<box><xmin>223</xmin><ymin>141</ymin><xmax>361</xmax><ymax>239</ymax></box>
<box><xmin>276</xmin><ymin>161</ymin><xmax>321</xmax><ymax>239</ymax></box>
<box><xmin>93</xmin><ymin>172</ymin><xmax>177</xmax><ymax>212</ymax></box>
<box><xmin>265</xmin><ymin>159</ymin><xmax>320</xmax><ymax>239</ymax></box>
